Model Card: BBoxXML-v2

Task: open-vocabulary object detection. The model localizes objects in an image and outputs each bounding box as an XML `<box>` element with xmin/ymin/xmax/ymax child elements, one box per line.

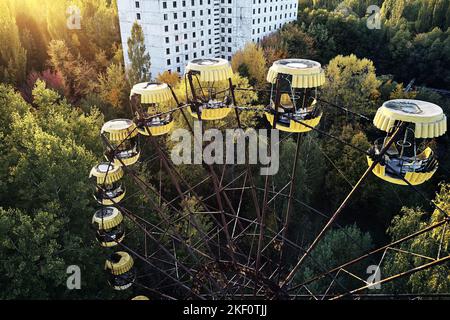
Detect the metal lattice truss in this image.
<box><xmin>91</xmin><ymin>58</ymin><xmax>449</xmax><ymax>300</ymax></box>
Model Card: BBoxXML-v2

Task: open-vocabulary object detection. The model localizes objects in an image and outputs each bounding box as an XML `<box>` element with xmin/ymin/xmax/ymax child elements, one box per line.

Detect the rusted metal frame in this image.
<box><xmin>280</xmin><ymin>123</ymin><xmax>408</xmax><ymax>289</ymax></box>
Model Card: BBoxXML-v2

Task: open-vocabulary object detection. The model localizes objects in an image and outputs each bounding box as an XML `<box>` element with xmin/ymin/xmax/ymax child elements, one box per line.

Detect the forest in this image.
<box><xmin>0</xmin><ymin>0</ymin><xmax>449</xmax><ymax>299</ymax></box>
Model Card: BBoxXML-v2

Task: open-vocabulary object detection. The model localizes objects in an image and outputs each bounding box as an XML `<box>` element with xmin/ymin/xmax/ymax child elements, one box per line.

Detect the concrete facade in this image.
<box><xmin>117</xmin><ymin>0</ymin><xmax>298</xmax><ymax>76</ymax></box>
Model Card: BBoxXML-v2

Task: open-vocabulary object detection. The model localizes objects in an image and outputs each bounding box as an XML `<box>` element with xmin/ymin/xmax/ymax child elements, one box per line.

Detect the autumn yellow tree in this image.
<box><xmin>0</xmin><ymin>0</ymin><xmax>27</xmax><ymax>85</ymax></box>
<box><xmin>322</xmin><ymin>54</ymin><xmax>381</xmax><ymax>114</ymax></box>
<box><xmin>389</xmin><ymin>83</ymin><xmax>417</xmax><ymax>100</ymax></box>
<box><xmin>47</xmin><ymin>40</ymin><xmax>98</xmax><ymax>100</ymax></box>
<box><xmin>98</xmin><ymin>63</ymin><xmax>128</xmax><ymax>109</ymax></box>
<box><xmin>156</xmin><ymin>70</ymin><xmax>181</xmax><ymax>87</ymax></box>
<box><xmin>231</xmin><ymin>43</ymin><xmax>268</xmax><ymax>88</ymax></box>
<box><xmin>260</xmin><ymin>33</ymin><xmax>288</xmax><ymax>66</ymax></box>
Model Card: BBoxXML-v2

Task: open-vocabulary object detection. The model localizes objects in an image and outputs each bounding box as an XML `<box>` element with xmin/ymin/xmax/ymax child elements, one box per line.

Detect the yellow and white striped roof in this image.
<box><xmin>92</xmin><ymin>207</ymin><xmax>123</xmax><ymax>230</ymax></box>
<box><xmin>101</xmin><ymin>119</ymin><xmax>138</xmax><ymax>142</ymax></box>
<box><xmin>374</xmin><ymin>99</ymin><xmax>447</xmax><ymax>138</ymax></box>
<box><xmin>130</xmin><ymin>82</ymin><xmax>173</xmax><ymax>104</ymax></box>
<box><xmin>267</xmin><ymin>59</ymin><xmax>325</xmax><ymax>88</ymax></box>
<box><xmin>105</xmin><ymin>252</ymin><xmax>134</xmax><ymax>275</ymax></box>
<box><xmin>185</xmin><ymin>58</ymin><xmax>233</xmax><ymax>82</ymax></box>
<box><xmin>89</xmin><ymin>163</ymin><xmax>124</xmax><ymax>184</ymax></box>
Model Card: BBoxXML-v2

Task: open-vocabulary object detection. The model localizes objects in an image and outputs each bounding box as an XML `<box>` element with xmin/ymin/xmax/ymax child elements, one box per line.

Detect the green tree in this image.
<box><xmin>45</xmin><ymin>0</ymin><xmax>120</xmax><ymax>62</ymax></box>
<box><xmin>415</xmin><ymin>1</ymin><xmax>433</xmax><ymax>33</ymax></box>
<box><xmin>388</xmin><ymin>26</ymin><xmax>413</xmax><ymax>63</ymax></box>
<box><xmin>82</xmin><ymin>0</ymin><xmax>121</xmax><ymax>61</ymax></box>
<box><xmin>382</xmin><ymin>183</ymin><xmax>450</xmax><ymax>294</ymax></box>
<box><xmin>0</xmin><ymin>207</ymin><xmax>66</xmax><ymax>299</ymax></box>
<box><xmin>432</xmin><ymin>0</ymin><xmax>448</xmax><ymax>30</ymax></box>
<box><xmin>274</xmin><ymin>135</ymin><xmax>326</xmax><ymax>209</ymax></box>
<box><xmin>0</xmin><ymin>82</ymin><xmax>117</xmax><ymax>299</ymax></box>
<box><xmin>381</xmin><ymin>0</ymin><xmax>406</xmax><ymax>24</ymax></box>
<box><xmin>323</xmin><ymin>125</ymin><xmax>371</xmax><ymax>209</ymax></box>
<box><xmin>294</xmin><ymin>224</ymin><xmax>373</xmax><ymax>295</ymax></box>
<box><xmin>127</xmin><ymin>21</ymin><xmax>151</xmax><ymax>85</ymax></box>
<box><xmin>304</xmin><ymin>23</ymin><xmax>337</xmax><ymax>62</ymax></box>
<box><xmin>272</xmin><ymin>134</ymin><xmax>327</xmax><ymax>247</ymax></box>
<box><xmin>15</xmin><ymin>10</ymin><xmax>49</xmax><ymax>74</ymax></box>
<box><xmin>446</xmin><ymin>2</ymin><xmax>450</xmax><ymax>29</ymax></box>
<box><xmin>279</xmin><ymin>24</ymin><xmax>317</xmax><ymax>59</ymax></box>
<box><xmin>408</xmin><ymin>27</ymin><xmax>450</xmax><ymax>87</ymax></box>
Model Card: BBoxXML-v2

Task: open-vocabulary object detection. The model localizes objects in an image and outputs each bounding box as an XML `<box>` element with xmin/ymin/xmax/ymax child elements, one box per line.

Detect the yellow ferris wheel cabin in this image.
<box><xmin>185</xmin><ymin>58</ymin><xmax>234</xmax><ymax>121</ymax></box>
<box><xmin>89</xmin><ymin>162</ymin><xmax>126</xmax><ymax>205</ymax></box>
<box><xmin>265</xmin><ymin>59</ymin><xmax>325</xmax><ymax>133</ymax></box>
<box><xmin>105</xmin><ymin>252</ymin><xmax>135</xmax><ymax>291</ymax></box>
<box><xmin>101</xmin><ymin>119</ymin><xmax>141</xmax><ymax>167</ymax></box>
<box><xmin>92</xmin><ymin>207</ymin><xmax>125</xmax><ymax>248</ymax></box>
<box><xmin>368</xmin><ymin>99</ymin><xmax>447</xmax><ymax>186</ymax></box>
<box><xmin>130</xmin><ymin>82</ymin><xmax>175</xmax><ymax>137</ymax></box>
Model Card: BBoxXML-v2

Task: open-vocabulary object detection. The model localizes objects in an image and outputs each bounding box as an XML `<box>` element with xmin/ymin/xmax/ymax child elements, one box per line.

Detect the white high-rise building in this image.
<box><xmin>117</xmin><ymin>0</ymin><xmax>298</xmax><ymax>77</ymax></box>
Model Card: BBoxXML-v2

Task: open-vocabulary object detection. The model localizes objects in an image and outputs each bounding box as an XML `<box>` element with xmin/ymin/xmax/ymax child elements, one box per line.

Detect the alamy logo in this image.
<box><xmin>366</xmin><ymin>265</ymin><xmax>381</xmax><ymax>290</ymax></box>
<box><xmin>67</xmin><ymin>5</ymin><xmax>81</xmax><ymax>30</ymax></box>
<box><xmin>170</xmin><ymin>122</ymin><xmax>280</xmax><ymax>175</ymax></box>
<box><xmin>66</xmin><ymin>265</ymin><xmax>81</xmax><ymax>290</ymax></box>
<box><xmin>367</xmin><ymin>5</ymin><xmax>381</xmax><ymax>30</ymax></box>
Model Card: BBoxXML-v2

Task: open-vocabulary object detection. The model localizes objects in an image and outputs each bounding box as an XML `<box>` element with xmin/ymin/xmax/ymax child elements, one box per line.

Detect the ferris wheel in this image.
<box><xmin>88</xmin><ymin>57</ymin><xmax>449</xmax><ymax>300</ymax></box>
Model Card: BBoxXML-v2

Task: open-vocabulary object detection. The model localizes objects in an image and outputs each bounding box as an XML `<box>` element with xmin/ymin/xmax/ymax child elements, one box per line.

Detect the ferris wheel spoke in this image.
<box><xmin>147</xmin><ymin>134</ymin><xmax>223</xmax><ymax>260</ymax></box>
<box><xmin>278</xmin><ymin>133</ymin><xmax>303</xmax><ymax>273</ymax></box>
<box><xmin>118</xmin><ymin>202</ymin><xmax>220</xmax><ymax>274</ymax></box>
<box><xmin>130</xmin><ymin>210</ymin><xmax>216</xmax><ymax>262</ymax></box>
<box><xmin>279</xmin><ymin>123</ymin><xmax>407</xmax><ymax>289</ymax></box>
<box><xmin>330</xmin><ymin>254</ymin><xmax>450</xmax><ymax>300</ymax></box>
<box><xmin>288</xmin><ymin>217</ymin><xmax>450</xmax><ymax>294</ymax></box>
<box><xmin>114</xmin><ymin>236</ymin><xmax>204</xmax><ymax>299</ymax></box>
<box><xmin>118</xmin><ymin>148</ymin><xmax>236</xmax><ymax>263</ymax></box>
<box><xmin>230</xmin><ymin>84</ymin><xmax>265</xmax><ymax>244</ymax></box>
